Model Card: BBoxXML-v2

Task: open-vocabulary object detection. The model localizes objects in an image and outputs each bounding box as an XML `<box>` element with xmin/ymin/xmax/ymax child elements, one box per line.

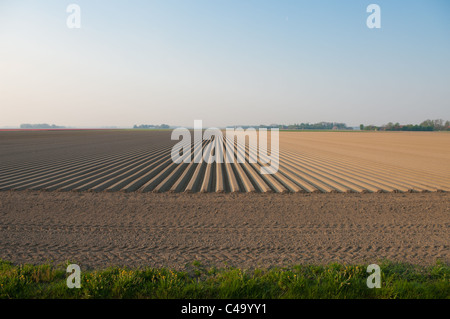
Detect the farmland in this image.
<box><xmin>0</xmin><ymin>130</ymin><xmax>449</xmax><ymax>193</ymax></box>
<box><xmin>0</xmin><ymin>130</ymin><xmax>448</xmax><ymax>270</ymax></box>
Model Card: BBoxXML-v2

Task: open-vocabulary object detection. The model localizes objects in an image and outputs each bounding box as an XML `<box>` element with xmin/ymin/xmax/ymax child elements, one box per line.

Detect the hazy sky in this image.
<box><xmin>1</xmin><ymin>0</ymin><xmax>449</xmax><ymax>128</ymax></box>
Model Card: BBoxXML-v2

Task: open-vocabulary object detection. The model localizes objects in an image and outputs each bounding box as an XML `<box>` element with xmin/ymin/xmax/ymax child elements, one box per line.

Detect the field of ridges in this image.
<box><xmin>0</xmin><ymin>130</ymin><xmax>449</xmax><ymax>194</ymax></box>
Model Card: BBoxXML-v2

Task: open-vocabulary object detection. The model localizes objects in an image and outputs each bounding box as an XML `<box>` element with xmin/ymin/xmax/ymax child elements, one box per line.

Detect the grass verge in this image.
<box><xmin>0</xmin><ymin>259</ymin><xmax>448</xmax><ymax>299</ymax></box>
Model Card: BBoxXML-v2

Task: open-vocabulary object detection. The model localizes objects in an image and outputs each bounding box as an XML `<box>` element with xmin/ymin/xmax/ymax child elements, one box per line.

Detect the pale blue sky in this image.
<box><xmin>0</xmin><ymin>0</ymin><xmax>449</xmax><ymax>128</ymax></box>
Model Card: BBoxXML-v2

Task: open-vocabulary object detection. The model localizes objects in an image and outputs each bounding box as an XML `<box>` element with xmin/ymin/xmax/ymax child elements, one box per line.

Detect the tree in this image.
<box><xmin>385</xmin><ymin>122</ymin><xmax>394</xmax><ymax>130</ymax></box>
<box><xmin>360</xmin><ymin>124</ymin><xmax>364</xmax><ymax>130</ymax></box>
<box><xmin>420</xmin><ymin>119</ymin><xmax>433</xmax><ymax>127</ymax></box>
<box><xmin>434</xmin><ymin>119</ymin><xmax>444</xmax><ymax>130</ymax></box>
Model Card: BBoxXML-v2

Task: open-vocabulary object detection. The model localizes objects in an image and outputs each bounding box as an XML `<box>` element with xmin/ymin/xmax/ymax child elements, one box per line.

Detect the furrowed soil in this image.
<box><xmin>0</xmin><ymin>191</ymin><xmax>448</xmax><ymax>269</ymax></box>
<box><xmin>0</xmin><ymin>130</ymin><xmax>448</xmax><ymax>269</ymax></box>
<box><xmin>1</xmin><ymin>131</ymin><xmax>449</xmax><ymax>193</ymax></box>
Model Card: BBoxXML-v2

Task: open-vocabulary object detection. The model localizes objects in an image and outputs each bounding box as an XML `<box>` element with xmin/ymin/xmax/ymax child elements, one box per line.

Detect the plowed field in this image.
<box><xmin>1</xmin><ymin>130</ymin><xmax>448</xmax><ymax>268</ymax></box>
<box><xmin>1</xmin><ymin>131</ymin><xmax>449</xmax><ymax>193</ymax></box>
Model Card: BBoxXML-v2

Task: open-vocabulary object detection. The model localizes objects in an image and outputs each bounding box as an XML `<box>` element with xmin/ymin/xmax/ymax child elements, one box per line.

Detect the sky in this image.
<box><xmin>0</xmin><ymin>0</ymin><xmax>449</xmax><ymax>128</ymax></box>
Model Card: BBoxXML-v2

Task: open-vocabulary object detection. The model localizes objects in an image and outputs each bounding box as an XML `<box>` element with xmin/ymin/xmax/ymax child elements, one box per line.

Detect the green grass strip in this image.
<box><xmin>0</xmin><ymin>259</ymin><xmax>448</xmax><ymax>299</ymax></box>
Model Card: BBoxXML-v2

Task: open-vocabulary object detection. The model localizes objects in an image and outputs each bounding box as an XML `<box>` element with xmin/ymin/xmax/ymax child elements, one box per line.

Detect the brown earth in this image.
<box><xmin>0</xmin><ymin>130</ymin><xmax>448</xmax><ymax>269</ymax></box>
<box><xmin>1</xmin><ymin>131</ymin><xmax>449</xmax><ymax>193</ymax></box>
<box><xmin>0</xmin><ymin>191</ymin><xmax>448</xmax><ymax>269</ymax></box>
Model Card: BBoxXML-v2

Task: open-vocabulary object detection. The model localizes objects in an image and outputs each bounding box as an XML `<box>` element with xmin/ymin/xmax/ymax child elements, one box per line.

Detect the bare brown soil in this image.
<box><xmin>0</xmin><ymin>131</ymin><xmax>448</xmax><ymax>269</ymax></box>
<box><xmin>1</xmin><ymin>131</ymin><xmax>449</xmax><ymax>193</ymax></box>
<box><xmin>0</xmin><ymin>191</ymin><xmax>448</xmax><ymax>269</ymax></box>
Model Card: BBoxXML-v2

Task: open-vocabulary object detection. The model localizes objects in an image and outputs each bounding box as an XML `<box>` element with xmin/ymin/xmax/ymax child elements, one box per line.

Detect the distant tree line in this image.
<box><xmin>20</xmin><ymin>123</ymin><xmax>66</xmax><ymax>129</ymax></box>
<box><xmin>360</xmin><ymin>119</ymin><xmax>450</xmax><ymax>131</ymax></box>
<box><xmin>133</xmin><ymin>124</ymin><xmax>170</xmax><ymax>129</ymax></box>
<box><xmin>235</xmin><ymin>122</ymin><xmax>352</xmax><ymax>130</ymax></box>
<box><xmin>276</xmin><ymin>122</ymin><xmax>351</xmax><ymax>130</ymax></box>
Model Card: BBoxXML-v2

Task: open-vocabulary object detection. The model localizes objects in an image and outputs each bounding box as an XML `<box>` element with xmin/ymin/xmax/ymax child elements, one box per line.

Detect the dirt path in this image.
<box><xmin>0</xmin><ymin>191</ymin><xmax>448</xmax><ymax>269</ymax></box>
